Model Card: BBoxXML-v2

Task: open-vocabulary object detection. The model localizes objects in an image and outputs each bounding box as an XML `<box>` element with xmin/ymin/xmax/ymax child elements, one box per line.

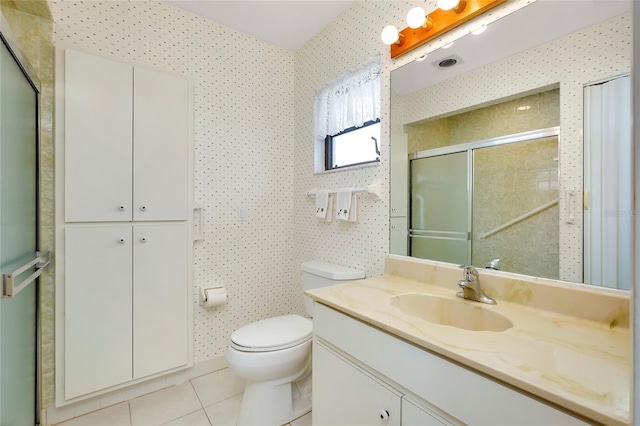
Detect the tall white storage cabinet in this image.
<box><xmin>56</xmin><ymin>48</ymin><xmax>194</xmax><ymax>404</ymax></box>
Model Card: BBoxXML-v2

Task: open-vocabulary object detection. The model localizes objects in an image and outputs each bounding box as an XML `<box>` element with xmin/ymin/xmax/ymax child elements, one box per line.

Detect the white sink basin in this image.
<box><xmin>390</xmin><ymin>293</ymin><xmax>513</xmax><ymax>332</ymax></box>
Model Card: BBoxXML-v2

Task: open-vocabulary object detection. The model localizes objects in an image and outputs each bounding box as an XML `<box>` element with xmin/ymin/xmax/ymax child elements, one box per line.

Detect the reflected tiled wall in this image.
<box><xmin>408</xmin><ymin>89</ymin><xmax>560</xmax><ymax>152</ymax></box>
<box><xmin>474</xmin><ymin>137</ymin><xmax>559</xmax><ymax>279</ymax></box>
<box><xmin>0</xmin><ymin>0</ymin><xmax>55</xmax><ymax>409</ymax></box>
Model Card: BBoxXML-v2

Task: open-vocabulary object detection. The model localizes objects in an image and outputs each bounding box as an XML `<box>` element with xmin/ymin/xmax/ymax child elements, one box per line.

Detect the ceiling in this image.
<box><xmin>164</xmin><ymin>1</ymin><xmax>354</xmax><ymax>51</ymax></box>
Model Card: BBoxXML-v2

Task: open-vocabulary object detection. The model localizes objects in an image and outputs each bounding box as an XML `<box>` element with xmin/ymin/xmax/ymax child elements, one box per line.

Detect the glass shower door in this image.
<box><xmin>0</xmin><ymin>37</ymin><xmax>40</xmax><ymax>425</ymax></box>
<box><xmin>409</xmin><ymin>152</ymin><xmax>470</xmax><ymax>265</ymax></box>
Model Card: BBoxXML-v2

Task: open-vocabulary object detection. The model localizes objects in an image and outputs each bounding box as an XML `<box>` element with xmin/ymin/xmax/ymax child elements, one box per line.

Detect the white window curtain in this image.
<box><xmin>314</xmin><ymin>56</ymin><xmax>381</xmax><ymax>142</ymax></box>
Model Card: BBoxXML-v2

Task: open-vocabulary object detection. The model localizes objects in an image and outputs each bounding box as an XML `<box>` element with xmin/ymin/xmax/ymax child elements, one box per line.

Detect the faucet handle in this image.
<box><xmin>458</xmin><ymin>265</ymin><xmax>478</xmax><ymax>280</ymax></box>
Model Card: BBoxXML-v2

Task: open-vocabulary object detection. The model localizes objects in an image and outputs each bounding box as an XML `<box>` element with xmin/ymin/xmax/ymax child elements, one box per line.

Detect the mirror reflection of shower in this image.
<box><xmin>409</xmin><ymin>129</ymin><xmax>560</xmax><ymax>280</ymax></box>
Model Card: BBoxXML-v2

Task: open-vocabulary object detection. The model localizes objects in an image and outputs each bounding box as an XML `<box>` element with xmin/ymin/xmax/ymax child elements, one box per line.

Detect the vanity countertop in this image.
<box><xmin>306</xmin><ymin>275</ymin><xmax>630</xmax><ymax>426</ymax></box>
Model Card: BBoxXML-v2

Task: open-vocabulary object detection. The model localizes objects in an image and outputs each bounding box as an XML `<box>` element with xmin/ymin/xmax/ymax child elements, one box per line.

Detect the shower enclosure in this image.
<box><xmin>409</xmin><ymin>127</ymin><xmax>560</xmax><ymax>279</ymax></box>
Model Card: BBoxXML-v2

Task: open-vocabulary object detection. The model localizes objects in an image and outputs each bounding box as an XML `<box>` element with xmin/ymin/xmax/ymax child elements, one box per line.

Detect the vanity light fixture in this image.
<box><xmin>415</xmin><ymin>53</ymin><xmax>428</xmax><ymax>62</ymax></box>
<box><xmin>442</xmin><ymin>42</ymin><xmax>455</xmax><ymax>49</ymax></box>
<box><xmin>382</xmin><ymin>0</ymin><xmax>507</xmax><ymax>59</ymax></box>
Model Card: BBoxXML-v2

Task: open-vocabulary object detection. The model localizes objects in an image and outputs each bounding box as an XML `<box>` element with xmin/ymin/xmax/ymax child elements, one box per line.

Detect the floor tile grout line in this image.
<box><xmin>159</xmin><ymin>408</ymin><xmax>207</xmax><ymax>426</ymax></box>
<box><xmin>189</xmin><ymin>380</ymin><xmax>206</xmax><ymax>410</ymax></box>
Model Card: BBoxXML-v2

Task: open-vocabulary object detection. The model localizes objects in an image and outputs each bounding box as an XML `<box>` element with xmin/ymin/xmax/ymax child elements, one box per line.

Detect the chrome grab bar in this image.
<box><xmin>2</xmin><ymin>251</ymin><xmax>50</xmax><ymax>298</ymax></box>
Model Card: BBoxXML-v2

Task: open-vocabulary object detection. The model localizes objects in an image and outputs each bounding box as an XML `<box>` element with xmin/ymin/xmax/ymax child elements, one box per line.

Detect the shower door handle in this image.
<box><xmin>2</xmin><ymin>251</ymin><xmax>50</xmax><ymax>298</ymax></box>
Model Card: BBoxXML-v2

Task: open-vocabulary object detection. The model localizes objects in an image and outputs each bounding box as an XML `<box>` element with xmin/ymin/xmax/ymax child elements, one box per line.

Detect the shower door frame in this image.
<box><xmin>408</xmin><ymin>126</ymin><xmax>560</xmax><ymax>263</ymax></box>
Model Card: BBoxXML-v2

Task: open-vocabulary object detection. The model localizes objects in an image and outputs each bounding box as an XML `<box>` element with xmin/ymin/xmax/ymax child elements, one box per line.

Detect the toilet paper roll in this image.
<box><xmin>203</xmin><ymin>287</ymin><xmax>227</xmax><ymax>308</ymax></box>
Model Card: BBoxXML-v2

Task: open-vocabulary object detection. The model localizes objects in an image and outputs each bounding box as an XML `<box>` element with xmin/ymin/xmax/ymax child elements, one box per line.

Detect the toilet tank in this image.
<box><xmin>301</xmin><ymin>260</ymin><xmax>365</xmax><ymax>316</ymax></box>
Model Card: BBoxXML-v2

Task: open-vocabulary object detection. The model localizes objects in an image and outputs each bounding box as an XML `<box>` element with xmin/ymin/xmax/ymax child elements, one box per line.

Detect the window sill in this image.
<box><xmin>314</xmin><ymin>161</ymin><xmax>380</xmax><ymax>175</ymax></box>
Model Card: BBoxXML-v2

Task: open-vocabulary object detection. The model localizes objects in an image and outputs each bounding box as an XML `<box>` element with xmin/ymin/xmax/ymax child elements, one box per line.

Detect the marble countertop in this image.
<box><xmin>306</xmin><ymin>275</ymin><xmax>630</xmax><ymax>426</ymax></box>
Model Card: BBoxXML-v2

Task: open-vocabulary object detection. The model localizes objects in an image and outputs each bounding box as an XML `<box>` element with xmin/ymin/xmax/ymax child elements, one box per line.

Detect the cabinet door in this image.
<box><xmin>390</xmin><ymin>131</ymin><xmax>408</xmax><ymax>217</ymax></box>
<box><xmin>64</xmin><ymin>49</ymin><xmax>133</xmax><ymax>222</ymax></box>
<box><xmin>402</xmin><ymin>398</ymin><xmax>449</xmax><ymax>426</ymax></box>
<box><xmin>133</xmin><ymin>68</ymin><xmax>189</xmax><ymax>221</ymax></box>
<box><xmin>390</xmin><ymin>216</ymin><xmax>408</xmax><ymax>256</ymax></box>
<box><xmin>133</xmin><ymin>223</ymin><xmax>189</xmax><ymax>378</ymax></box>
<box><xmin>64</xmin><ymin>226</ymin><xmax>133</xmax><ymax>399</ymax></box>
<box><xmin>313</xmin><ymin>342</ymin><xmax>401</xmax><ymax>426</ymax></box>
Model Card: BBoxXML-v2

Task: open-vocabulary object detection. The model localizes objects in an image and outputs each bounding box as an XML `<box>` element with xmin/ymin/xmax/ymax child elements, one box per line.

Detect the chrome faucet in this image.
<box><xmin>456</xmin><ymin>265</ymin><xmax>496</xmax><ymax>305</ymax></box>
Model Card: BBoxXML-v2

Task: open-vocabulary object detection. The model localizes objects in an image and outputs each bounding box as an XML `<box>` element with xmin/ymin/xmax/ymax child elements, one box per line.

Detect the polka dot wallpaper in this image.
<box><xmin>51</xmin><ymin>0</ymin><xmax>297</xmax><ymax>363</ymax></box>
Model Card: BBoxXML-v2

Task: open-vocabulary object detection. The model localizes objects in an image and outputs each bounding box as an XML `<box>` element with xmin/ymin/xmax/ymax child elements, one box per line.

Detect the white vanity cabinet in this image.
<box><xmin>64</xmin><ymin>223</ymin><xmax>189</xmax><ymax>399</ymax></box>
<box><xmin>64</xmin><ymin>48</ymin><xmax>189</xmax><ymax>223</ymax></box>
<box><xmin>312</xmin><ymin>303</ymin><xmax>590</xmax><ymax>426</ymax></box>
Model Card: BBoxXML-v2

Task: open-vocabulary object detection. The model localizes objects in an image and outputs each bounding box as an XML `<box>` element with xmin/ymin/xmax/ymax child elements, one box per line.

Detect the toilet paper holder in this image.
<box><xmin>199</xmin><ymin>285</ymin><xmax>227</xmax><ymax>308</ymax></box>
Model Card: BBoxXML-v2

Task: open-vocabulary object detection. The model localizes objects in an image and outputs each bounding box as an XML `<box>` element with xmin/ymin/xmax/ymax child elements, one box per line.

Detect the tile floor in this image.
<box><xmin>53</xmin><ymin>368</ymin><xmax>312</xmax><ymax>426</ymax></box>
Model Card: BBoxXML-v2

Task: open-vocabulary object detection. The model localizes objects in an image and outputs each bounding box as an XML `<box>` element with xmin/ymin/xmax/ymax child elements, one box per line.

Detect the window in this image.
<box><xmin>326</xmin><ymin>119</ymin><xmax>380</xmax><ymax>169</ymax></box>
<box><xmin>314</xmin><ymin>56</ymin><xmax>381</xmax><ymax>172</ymax></box>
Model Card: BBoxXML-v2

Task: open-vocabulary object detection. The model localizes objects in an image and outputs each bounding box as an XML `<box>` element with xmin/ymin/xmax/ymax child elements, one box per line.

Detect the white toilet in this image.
<box><xmin>226</xmin><ymin>260</ymin><xmax>365</xmax><ymax>426</ymax></box>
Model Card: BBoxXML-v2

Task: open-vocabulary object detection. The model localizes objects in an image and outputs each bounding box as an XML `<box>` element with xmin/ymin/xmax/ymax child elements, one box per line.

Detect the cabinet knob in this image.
<box><xmin>119</xmin><ymin>205</ymin><xmax>126</xmax><ymax>211</ymax></box>
<box><xmin>140</xmin><ymin>205</ymin><xmax>147</xmax><ymax>211</ymax></box>
<box><xmin>118</xmin><ymin>238</ymin><xmax>126</xmax><ymax>244</ymax></box>
<box><xmin>140</xmin><ymin>237</ymin><xmax>147</xmax><ymax>243</ymax></box>
<box><xmin>379</xmin><ymin>410</ymin><xmax>390</xmax><ymax>422</ymax></box>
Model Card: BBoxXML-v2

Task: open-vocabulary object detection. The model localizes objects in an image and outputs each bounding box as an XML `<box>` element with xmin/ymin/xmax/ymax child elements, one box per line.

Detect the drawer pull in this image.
<box><xmin>379</xmin><ymin>409</ymin><xmax>390</xmax><ymax>422</ymax></box>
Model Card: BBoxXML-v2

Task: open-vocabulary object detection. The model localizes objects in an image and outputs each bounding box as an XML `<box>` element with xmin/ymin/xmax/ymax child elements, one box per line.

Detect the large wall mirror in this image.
<box><xmin>390</xmin><ymin>0</ymin><xmax>632</xmax><ymax>290</ymax></box>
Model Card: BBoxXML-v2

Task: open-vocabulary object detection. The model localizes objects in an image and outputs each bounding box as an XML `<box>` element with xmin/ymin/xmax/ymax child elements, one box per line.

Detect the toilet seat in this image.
<box><xmin>230</xmin><ymin>314</ymin><xmax>312</xmax><ymax>352</ymax></box>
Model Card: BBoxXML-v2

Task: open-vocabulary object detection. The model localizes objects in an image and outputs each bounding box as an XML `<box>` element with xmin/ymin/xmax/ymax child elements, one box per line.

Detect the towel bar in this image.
<box><xmin>307</xmin><ymin>179</ymin><xmax>381</xmax><ymax>201</ymax></box>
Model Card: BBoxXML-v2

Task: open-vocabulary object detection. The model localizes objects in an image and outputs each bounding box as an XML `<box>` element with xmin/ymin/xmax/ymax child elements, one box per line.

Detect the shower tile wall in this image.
<box><xmin>407</xmin><ymin>90</ymin><xmax>560</xmax><ymax>153</ymax></box>
<box><xmin>50</xmin><ymin>0</ymin><xmax>298</xmax><ymax>403</ymax></box>
<box><xmin>474</xmin><ymin>137</ymin><xmax>560</xmax><ymax>279</ymax></box>
<box><xmin>0</xmin><ymin>1</ymin><xmax>55</xmax><ymax>407</ymax></box>
<box><xmin>398</xmin><ymin>14</ymin><xmax>632</xmax><ymax>282</ymax></box>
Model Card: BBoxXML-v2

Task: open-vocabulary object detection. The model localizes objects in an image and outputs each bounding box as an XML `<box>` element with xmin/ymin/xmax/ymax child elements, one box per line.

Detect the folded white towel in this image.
<box><xmin>336</xmin><ymin>188</ymin><xmax>357</xmax><ymax>222</ymax></box>
<box><xmin>315</xmin><ymin>190</ymin><xmax>333</xmax><ymax>222</ymax></box>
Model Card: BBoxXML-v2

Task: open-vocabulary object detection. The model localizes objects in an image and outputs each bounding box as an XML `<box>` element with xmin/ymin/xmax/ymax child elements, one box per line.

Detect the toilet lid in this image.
<box><xmin>230</xmin><ymin>315</ymin><xmax>312</xmax><ymax>352</ymax></box>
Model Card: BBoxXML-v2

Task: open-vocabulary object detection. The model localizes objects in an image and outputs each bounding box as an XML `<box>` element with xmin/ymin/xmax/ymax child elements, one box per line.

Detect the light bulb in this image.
<box><xmin>406</xmin><ymin>7</ymin><xmax>427</xmax><ymax>29</ymax></box>
<box><xmin>437</xmin><ymin>0</ymin><xmax>461</xmax><ymax>11</ymax></box>
<box><xmin>442</xmin><ymin>42</ymin><xmax>454</xmax><ymax>49</ymax></box>
<box><xmin>381</xmin><ymin>25</ymin><xmax>400</xmax><ymax>45</ymax></box>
